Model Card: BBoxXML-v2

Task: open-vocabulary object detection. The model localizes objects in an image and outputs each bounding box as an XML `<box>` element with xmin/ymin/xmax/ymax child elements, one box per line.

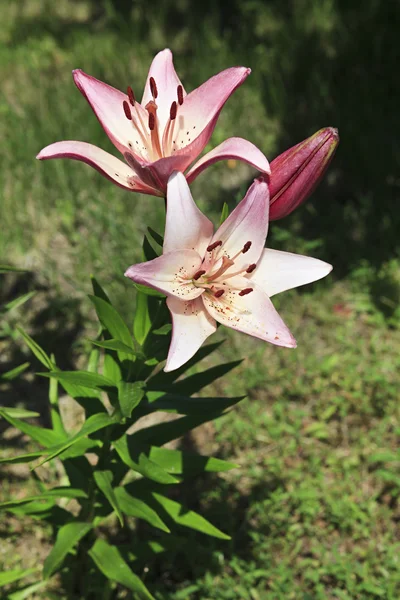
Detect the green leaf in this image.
<box><xmin>114</xmin><ymin>487</ymin><xmax>170</xmax><ymax>532</ymax></box>
<box><xmin>118</xmin><ymin>380</ymin><xmax>145</xmax><ymax>418</ymax></box>
<box><xmin>91</xmin><ymin>338</ymin><xmax>137</xmax><ymax>357</ymax></box>
<box><xmin>94</xmin><ymin>470</ymin><xmax>124</xmax><ymax>526</ymax></box>
<box><xmin>8</xmin><ymin>580</ymin><xmax>48</xmax><ymax>600</ymax></box>
<box><xmin>89</xmin><ymin>538</ymin><xmax>155</xmax><ymax>600</ymax></box>
<box><xmin>219</xmin><ymin>202</ymin><xmax>229</xmax><ymax>225</ymax></box>
<box><xmin>147</xmin><ymin>227</ymin><xmax>164</xmax><ymax>247</ymax></box>
<box><xmin>142</xmin><ymin>234</ymin><xmax>159</xmax><ymax>261</ymax></box>
<box><xmin>35</xmin><ymin>412</ymin><xmax>118</xmax><ymax>467</ymax></box>
<box><xmin>148</xmin><ymin>447</ymin><xmax>238</xmax><ymax>475</ymax></box>
<box><xmin>0</xmin><ymin>488</ymin><xmax>88</xmax><ymax>509</ymax></box>
<box><xmin>0</xmin><ymin>265</ymin><xmax>28</xmax><ymax>273</ymax></box>
<box><xmin>41</xmin><ymin>370</ymin><xmax>115</xmax><ymax>390</ymax></box>
<box><xmin>144</xmin><ymin>392</ymin><xmax>245</xmax><ymax>415</ymax></box>
<box><xmin>0</xmin><ymin>438</ymin><xmax>101</xmax><ymax>464</ymax></box>
<box><xmin>0</xmin><ymin>411</ymin><xmax>62</xmax><ymax>447</ymax></box>
<box><xmin>43</xmin><ymin>521</ymin><xmax>92</xmax><ymax>579</ymax></box>
<box><xmin>91</xmin><ymin>276</ymin><xmax>112</xmax><ymax>304</ymax></box>
<box><xmin>149</xmin><ymin>361</ymin><xmax>242</xmax><ymax>396</ymax></box>
<box><xmin>89</xmin><ymin>295</ymin><xmax>134</xmax><ymax>354</ymax></box>
<box><xmin>0</xmin><ymin>406</ymin><xmax>39</xmax><ymax>418</ymax></box>
<box><xmin>113</xmin><ymin>435</ymin><xmax>179</xmax><ymax>484</ymax></box>
<box><xmin>152</xmin><ymin>492</ymin><xmax>230</xmax><ymax>539</ymax></box>
<box><xmin>133</xmin><ymin>283</ymin><xmax>166</xmax><ymax>298</ymax></box>
<box><xmin>133</xmin><ymin>291</ymin><xmax>152</xmax><ymax>345</ymax></box>
<box><xmin>17</xmin><ymin>327</ymin><xmax>54</xmax><ymax>370</ymax></box>
<box><xmin>0</xmin><ymin>567</ymin><xmax>38</xmax><ymax>587</ymax></box>
<box><xmin>5</xmin><ymin>291</ymin><xmax>35</xmax><ymax>312</ymax></box>
<box><xmin>1</xmin><ymin>362</ymin><xmax>30</xmax><ymax>381</ymax></box>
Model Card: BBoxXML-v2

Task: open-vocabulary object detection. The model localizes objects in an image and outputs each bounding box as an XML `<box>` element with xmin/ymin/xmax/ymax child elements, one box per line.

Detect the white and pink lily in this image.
<box><xmin>37</xmin><ymin>49</ymin><xmax>270</xmax><ymax>197</ymax></box>
<box><xmin>125</xmin><ymin>172</ymin><xmax>332</xmax><ymax>371</ymax></box>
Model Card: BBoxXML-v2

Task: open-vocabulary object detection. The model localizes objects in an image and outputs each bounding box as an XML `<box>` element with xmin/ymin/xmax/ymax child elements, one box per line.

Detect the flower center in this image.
<box><xmin>191</xmin><ymin>239</ymin><xmax>255</xmax><ymax>299</ymax></box>
<box><xmin>122</xmin><ymin>80</ymin><xmax>185</xmax><ymax>161</ymax></box>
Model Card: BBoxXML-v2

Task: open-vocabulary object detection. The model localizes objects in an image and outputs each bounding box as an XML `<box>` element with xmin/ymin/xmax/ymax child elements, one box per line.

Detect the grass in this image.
<box><xmin>1</xmin><ymin>0</ymin><xmax>400</xmax><ymax>598</ymax></box>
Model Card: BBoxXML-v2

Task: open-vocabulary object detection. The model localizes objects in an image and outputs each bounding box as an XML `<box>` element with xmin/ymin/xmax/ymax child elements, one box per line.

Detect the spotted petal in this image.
<box><xmin>73</xmin><ymin>69</ymin><xmax>149</xmax><ymax>159</ymax></box>
<box><xmin>36</xmin><ymin>141</ymin><xmax>157</xmax><ymax>194</ymax></box>
<box><xmin>165</xmin><ymin>296</ymin><xmax>217</xmax><ymax>372</ymax></box>
<box><xmin>208</xmin><ymin>177</ymin><xmax>269</xmax><ymax>272</ymax></box>
<box><xmin>186</xmin><ymin>137</ymin><xmax>270</xmax><ymax>184</ymax></box>
<box><xmin>202</xmin><ymin>277</ymin><xmax>296</xmax><ymax>348</ymax></box>
<box><xmin>250</xmin><ymin>249</ymin><xmax>333</xmax><ymax>297</ymax></box>
<box><xmin>163</xmin><ymin>172</ymin><xmax>214</xmax><ymax>255</ymax></box>
<box><xmin>124</xmin><ymin>250</ymin><xmax>204</xmax><ymax>300</ymax></box>
<box><xmin>141</xmin><ymin>49</ymin><xmax>186</xmax><ymax>132</ymax></box>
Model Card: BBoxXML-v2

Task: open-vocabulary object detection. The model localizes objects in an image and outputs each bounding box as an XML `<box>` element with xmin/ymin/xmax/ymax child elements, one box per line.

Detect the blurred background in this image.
<box><xmin>1</xmin><ymin>0</ymin><xmax>400</xmax><ymax>598</ymax></box>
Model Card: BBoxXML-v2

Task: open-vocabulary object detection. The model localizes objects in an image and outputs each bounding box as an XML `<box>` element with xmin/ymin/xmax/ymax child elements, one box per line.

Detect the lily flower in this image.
<box><xmin>125</xmin><ymin>172</ymin><xmax>332</xmax><ymax>371</ymax></box>
<box><xmin>37</xmin><ymin>49</ymin><xmax>270</xmax><ymax>197</ymax></box>
<box><xmin>269</xmin><ymin>127</ymin><xmax>339</xmax><ymax>220</ymax></box>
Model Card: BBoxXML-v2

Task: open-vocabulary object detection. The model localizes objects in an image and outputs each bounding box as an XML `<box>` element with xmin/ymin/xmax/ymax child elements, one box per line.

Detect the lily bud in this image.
<box><xmin>269</xmin><ymin>127</ymin><xmax>339</xmax><ymax>220</ymax></box>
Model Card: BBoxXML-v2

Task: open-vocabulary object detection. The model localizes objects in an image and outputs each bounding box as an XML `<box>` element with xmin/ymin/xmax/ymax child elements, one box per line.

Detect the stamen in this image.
<box><xmin>127</xmin><ymin>86</ymin><xmax>135</xmax><ymax>106</ymax></box>
<box><xmin>239</xmin><ymin>288</ymin><xmax>253</xmax><ymax>296</ymax></box>
<box><xmin>193</xmin><ymin>269</ymin><xmax>206</xmax><ymax>280</ymax></box>
<box><xmin>150</xmin><ymin>77</ymin><xmax>158</xmax><ymax>99</ymax></box>
<box><xmin>246</xmin><ymin>263</ymin><xmax>257</xmax><ymax>273</ymax></box>
<box><xmin>123</xmin><ymin>100</ymin><xmax>132</xmax><ymax>120</ymax></box>
<box><xmin>148</xmin><ymin>112</ymin><xmax>155</xmax><ymax>131</ymax></box>
<box><xmin>170</xmin><ymin>101</ymin><xmax>177</xmax><ymax>120</ymax></box>
<box><xmin>214</xmin><ymin>289</ymin><xmax>225</xmax><ymax>298</ymax></box>
<box><xmin>177</xmin><ymin>85</ymin><xmax>184</xmax><ymax>105</ymax></box>
<box><xmin>242</xmin><ymin>241</ymin><xmax>252</xmax><ymax>254</ymax></box>
<box><xmin>207</xmin><ymin>240</ymin><xmax>223</xmax><ymax>252</ymax></box>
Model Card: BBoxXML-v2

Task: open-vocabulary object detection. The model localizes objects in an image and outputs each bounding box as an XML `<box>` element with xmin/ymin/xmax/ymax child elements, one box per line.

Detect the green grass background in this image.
<box><xmin>1</xmin><ymin>0</ymin><xmax>400</xmax><ymax>598</ymax></box>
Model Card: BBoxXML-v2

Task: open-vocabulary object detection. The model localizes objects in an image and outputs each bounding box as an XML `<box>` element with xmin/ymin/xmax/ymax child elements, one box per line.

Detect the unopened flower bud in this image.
<box><xmin>269</xmin><ymin>127</ymin><xmax>339</xmax><ymax>220</ymax></box>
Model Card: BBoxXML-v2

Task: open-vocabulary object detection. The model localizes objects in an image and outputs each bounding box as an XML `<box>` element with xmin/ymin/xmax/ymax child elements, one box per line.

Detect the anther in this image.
<box><xmin>149</xmin><ymin>77</ymin><xmax>158</xmax><ymax>99</ymax></box>
<box><xmin>177</xmin><ymin>85</ymin><xmax>184</xmax><ymax>106</ymax></box>
<box><xmin>170</xmin><ymin>101</ymin><xmax>177</xmax><ymax>120</ymax></box>
<box><xmin>123</xmin><ymin>100</ymin><xmax>132</xmax><ymax>120</ymax></box>
<box><xmin>127</xmin><ymin>86</ymin><xmax>135</xmax><ymax>106</ymax></box>
<box><xmin>242</xmin><ymin>241</ymin><xmax>252</xmax><ymax>254</ymax></box>
<box><xmin>193</xmin><ymin>269</ymin><xmax>206</xmax><ymax>280</ymax></box>
<box><xmin>239</xmin><ymin>287</ymin><xmax>253</xmax><ymax>296</ymax></box>
<box><xmin>246</xmin><ymin>263</ymin><xmax>257</xmax><ymax>273</ymax></box>
<box><xmin>207</xmin><ymin>240</ymin><xmax>223</xmax><ymax>252</ymax></box>
<box><xmin>148</xmin><ymin>112</ymin><xmax>155</xmax><ymax>131</ymax></box>
<box><xmin>214</xmin><ymin>289</ymin><xmax>225</xmax><ymax>298</ymax></box>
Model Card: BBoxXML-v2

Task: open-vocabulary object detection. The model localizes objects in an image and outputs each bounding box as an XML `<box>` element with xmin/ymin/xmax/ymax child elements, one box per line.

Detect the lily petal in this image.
<box><xmin>170</xmin><ymin>67</ymin><xmax>251</xmax><ymax>160</ymax></box>
<box><xmin>250</xmin><ymin>249</ymin><xmax>333</xmax><ymax>297</ymax></box>
<box><xmin>124</xmin><ymin>250</ymin><xmax>204</xmax><ymax>300</ymax></box>
<box><xmin>141</xmin><ymin>49</ymin><xmax>186</xmax><ymax>131</ymax></box>
<box><xmin>73</xmin><ymin>69</ymin><xmax>149</xmax><ymax>159</ymax></box>
<box><xmin>165</xmin><ymin>296</ymin><xmax>217</xmax><ymax>371</ymax></box>
<box><xmin>203</xmin><ymin>278</ymin><xmax>296</xmax><ymax>347</ymax></box>
<box><xmin>164</xmin><ymin>172</ymin><xmax>214</xmax><ymax>255</ymax></box>
<box><xmin>208</xmin><ymin>177</ymin><xmax>269</xmax><ymax>272</ymax></box>
<box><xmin>185</xmin><ymin>137</ymin><xmax>270</xmax><ymax>184</ymax></box>
<box><xmin>36</xmin><ymin>141</ymin><xmax>157</xmax><ymax>194</ymax></box>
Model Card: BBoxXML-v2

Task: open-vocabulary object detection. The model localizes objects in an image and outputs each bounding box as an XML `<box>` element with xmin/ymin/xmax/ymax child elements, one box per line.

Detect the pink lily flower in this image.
<box><xmin>36</xmin><ymin>49</ymin><xmax>270</xmax><ymax>196</ymax></box>
<box><xmin>125</xmin><ymin>172</ymin><xmax>332</xmax><ymax>371</ymax></box>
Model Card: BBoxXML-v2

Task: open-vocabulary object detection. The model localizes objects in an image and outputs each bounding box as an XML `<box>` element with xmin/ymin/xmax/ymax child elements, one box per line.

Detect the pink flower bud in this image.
<box><xmin>269</xmin><ymin>127</ymin><xmax>339</xmax><ymax>220</ymax></box>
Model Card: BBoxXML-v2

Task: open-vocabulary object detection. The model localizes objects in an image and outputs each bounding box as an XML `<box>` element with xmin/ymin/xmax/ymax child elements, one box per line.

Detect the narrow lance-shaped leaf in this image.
<box><xmin>94</xmin><ymin>470</ymin><xmax>124</xmax><ymax>526</ymax></box>
<box><xmin>40</xmin><ymin>370</ymin><xmax>115</xmax><ymax>390</ymax></box>
<box><xmin>148</xmin><ymin>446</ymin><xmax>238</xmax><ymax>475</ymax></box>
<box><xmin>144</xmin><ymin>392</ymin><xmax>245</xmax><ymax>416</ymax></box>
<box><xmin>118</xmin><ymin>380</ymin><xmax>145</xmax><ymax>418</ymax></box>
<box><xmin>89</xmin><ymin>538</ymin><xmax>155</xmax><ymax>600</ymax></box>
<box><xmin>0</xmin><ymin>410</ymin><xmax>62</xmax><ymax>447</ymax></box>
<box><xmin>0</xmin><ymin>568</ymin><xmax>39</xmax><ymax>587</ymax></box>
<box><xmin>0</xmin><ymin>362</ymin><xmax>30</xmax><ymax>381</ymax></box>
<box><xmin>89</xmin><ymin>295</ymin><xmax>134</xmax><ymax>355</ymax></box>
<box><xmin>0</xmin><ymin>406</ymin><xmax>39</xmax><ymax>419</ymax></box>
<box><xmin>43</xmin><ymin>522</ymin><xmax>92</xmax><ymax>579</ymax></box>
<box><xmin>133</xmin><ymin>290</ymin><xmax>152</xmax><ymax>346</ymax></box>
<box><xmin>113</xmin><ymin>435</ymin><xmax>179</xmax><ymax>485</ymax></box>
<box><xmin>16</xmin><ymin>327</ymin><xmax>54</xmax><ymax>370</ymax></box>
<box><xmin>90</xmin><ymin>338</ymin><xmax>137</xmax><ymax>356</ymax></box>
<box><xmin>0</xmin><ymin>488</ymin><xmax>88</xmax><ymax>509</ymax></box>
<box><xmin>114</xmin><ymin>487</ymin><xmax>170</xmax><ymax>533</ymax></box>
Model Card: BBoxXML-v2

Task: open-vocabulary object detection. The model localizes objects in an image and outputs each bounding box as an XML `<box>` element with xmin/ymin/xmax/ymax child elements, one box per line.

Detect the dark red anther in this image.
<box><xmin>239</xmin><ymin>287</ymin><xmax>253</xmax><ymax>296</ymax></box>
<box><xmin>214</xmin><ymin>289</ymin><xmax>225</xmax><ymax>298</ymax></box>
<box><xmin>170</xmin><ymin>101</ymin><xmax>177</xmax><ymax>120</ymax></box>
<box><xmin>242</xmin><ymin>241</ymin><xmax>252</xmax><ymax>254</ymax></box>
<box><xmin>148</xmin><ymin>112</ymin><xmax>155</xmax><ymax>131</ymax></box>
<box><xmin>177</xmin><ymin>85</ymin><xmax>184</xmax><ymax>106</ymax></box>
<box><xmin>127</xmin><ymin>86</ymin><xmax>135</xmax><ymax>106</ymax></box>
<box><xmin>206</xmin><ymin>240</ymin><xmax>222</xmax><ymax>252</ymax></box>
<box><xmin>149</xmin><ymin>77</ymin><xmax>158</xmax><ymax>99</ymax></box>
<box><xmin>123</xmin><ymin>100</ymin><xmax>132</xmax><ymax>120</ymax></box>
<box><xmin>193</xmin><ymin>269</ymin><xmax>206</xmax><ymax>280</ymax></box>
<box><xmin>246</xmin><ymin>263</ymin><xmax>257</xmax><ymax>273</ymax></box>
